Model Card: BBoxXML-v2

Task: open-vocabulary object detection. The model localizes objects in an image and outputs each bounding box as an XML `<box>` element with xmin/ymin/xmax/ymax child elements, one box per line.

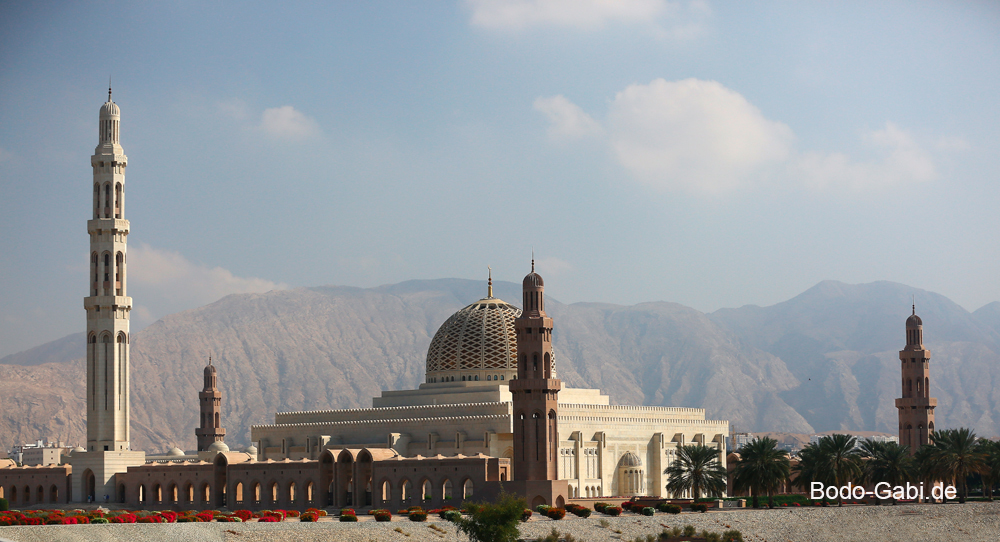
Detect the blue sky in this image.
<box><xmin>1</xmin><ymin>1</ymin><xmax>998</xmax><ymax>357</ymax></box>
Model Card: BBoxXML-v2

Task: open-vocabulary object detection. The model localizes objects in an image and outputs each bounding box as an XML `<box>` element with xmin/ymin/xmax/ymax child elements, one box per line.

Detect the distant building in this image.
<box><xmin>729</xmin><ymin>432</ymin><xmax>754</xmax><ymax>452</ymax></box>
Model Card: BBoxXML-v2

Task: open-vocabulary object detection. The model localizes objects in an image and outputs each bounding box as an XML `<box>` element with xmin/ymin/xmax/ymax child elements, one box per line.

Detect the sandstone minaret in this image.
<box><xmin>507</xmin><ymin>259</ymin><xmax>568</xmax><ymax>507</ymax></box>
<box><xmin>196</xmin><ymin>358</ymin><xmax>227</xmax><ymax>451</ymax></box>
<box><xmin>72</xmin><ymin>87</ymin><xmax>145</xmax><ymax>502</ymax></box>
<box><xmin>895</xmin><ymin>305</ymin><xmax>937</xmax><ymax>452</ymax></box>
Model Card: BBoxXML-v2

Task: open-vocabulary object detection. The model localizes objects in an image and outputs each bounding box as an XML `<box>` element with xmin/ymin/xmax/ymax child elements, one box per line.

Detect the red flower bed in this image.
<box><xmin>138</xmin><ymin>515</ymin><xmax>164</xmax><ymax>523</ymax></box>
<box><xmin>301</xmin><ymin>512</ymin><xmax>320</xmax><ymax>522</ymax></box>
<box><xmin>195</xmin><ymin>512</ymin><xmax>214</xmax><ymax>523</ymax></box>
<box><xmin>232</xmin><ymin>510</ymin><xmax>254</xmax><ymax>521</ymax></box>
<box><xmin>545</xmin><ymin>508</ymin><xmax>566</xmax><ymax>520</ymax></box>
<box><xmin>110</xmin><ymin>513</ymin><xmax>138</xmax><ymax>523</ymax></box>
<box><xmin>604</xmin><ymin>506</ymin><xmax>623</xmax><ymax>517</ymax></box>
<box><xmin>257</xmin><ymin>516</ymin><xmax>280</xmax><ymax>522</ymax></box>
<box><xmin>160</xmin><ymin>511</ymin><xmax>178</xmax><ymax>523</ymax></box>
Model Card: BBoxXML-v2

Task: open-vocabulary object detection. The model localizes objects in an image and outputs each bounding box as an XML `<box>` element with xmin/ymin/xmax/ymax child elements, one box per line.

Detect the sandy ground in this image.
<box><xmin>2</xmin><ymin>502</ymin><xmax>998</xmax><ymax>542</ymax></box>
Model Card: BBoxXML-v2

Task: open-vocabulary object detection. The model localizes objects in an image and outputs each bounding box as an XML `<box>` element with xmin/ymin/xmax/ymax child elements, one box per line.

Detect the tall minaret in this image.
<box><xmin>196</xmin><ymin>358</ymin><xmax>227</xmax><ymax>451</ymax></box>
<box><xmin>895</xmin><ymin>305</ymin><xmax>937</xmax><ymax>453</ymax></box>
<box><xmin>507</xmin><ymin>259</ymin><xmax>568</xmax><ymax>506</ymax></box>
<box><xmin>72</xmin><ymin>86</ymin><xmax>144</xmax><ymax>504</ymax></box>
<box><xmin>84</xmin><ymin>86</ymin><xmax>132</xmax><ymax>453</ymax></box>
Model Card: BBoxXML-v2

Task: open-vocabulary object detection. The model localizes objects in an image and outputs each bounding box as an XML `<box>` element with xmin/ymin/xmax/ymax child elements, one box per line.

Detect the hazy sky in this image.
<box><xmin>1</xmin><ymin>1</ymin><xmax>998</xmax><ymax>357</ymax></box>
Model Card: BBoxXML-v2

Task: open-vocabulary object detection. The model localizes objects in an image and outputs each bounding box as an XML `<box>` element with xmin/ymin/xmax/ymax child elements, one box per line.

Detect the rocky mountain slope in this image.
<box><xmin>1</xmin><ymin>279</ymin><xmax>997</xmax><ymax>453</ymax></box>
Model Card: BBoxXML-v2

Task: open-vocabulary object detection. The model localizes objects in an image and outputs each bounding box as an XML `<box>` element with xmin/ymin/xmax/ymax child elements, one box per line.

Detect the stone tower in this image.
<box><xmin>71</xmin><ymin>87</ymin><xmax>145</xmax><ymax>503</ymax></box>
<box><xmin>196</xmin><ymin>359</ymin><xmax>227</xmax><ymax>451</ymax></box>
<box><xmin>895</xmin><ymin>305</ymin><xmax>937</xmax><ymax>452</ymax></box>
<box><xmin>506</xmin><ymin>259</ymin><xmax>568</xmax><ymax>507</ymax></box>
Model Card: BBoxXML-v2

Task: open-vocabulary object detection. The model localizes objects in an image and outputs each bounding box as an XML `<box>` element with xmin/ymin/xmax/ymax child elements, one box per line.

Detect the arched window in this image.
<box><xmin>94</xmin><ymin>183</ymin><xmax>100</xmax><ymax>218</ymax></box>
<box><xmin>115</xmin><ymin>183</ymin><xmax>122</xmax><ymax>218</ymax></box>
<box><xmin>486</xmin><ymin>375</ymin><xmax>491</xmax><ymax>381</ymax></box>
<box><xmin>215</xmin><ymin>412</ymin><xmax>220</xmax><ymax>427</ymax></box>
<box><xmin>382</xmin><ymin>480</ymin><xmax>391</xmax><ymax>501</ymax></box>
<box><xmin>422</xmin><ymin>479</ymin><xmax>432</xmax><ymax>501</ymax></box>
<box><xmin>104</xmin><ymin>183</ymin><xmax>111</xmax><ymax>217</ymax></box>
<box><xmin>269</xmin><ymin>482</ymin><xmax>278</xmax><ymax>503</ymax></box>
<box><xmin>463</xmin><ymin>479</ymin><xmax>474</xmax><ymax>498</ymax></box>
<box><xmin>401</xmin><ymin>480</ymin><xmax>412</xmax><ymax>502</ymax></box>
<box><xmin>235</xmin><ymin>482</ymin><xmax>244</xmax><ymax>504</ymax></box>
<box><xmin>544</xmin><ymin>352</ymin><xmax>550</xmax><ymax>372</ymax></box>
<box><xmin>115</xmin><ymin>252</ymin><xmax>124</xmax><ymax>295</ymax></box>
<box><xmin>289</xmin><ymin>482</ymin><xmax>296</xmax><ymax>503</ymax></box>
<box><xmin>533</xmin><ymin>353</ymin><xmax>538</xmax><ymax>372</ymax></box>
<box><xmin>925</xmin><ymin>377</ymin><xmax>929</xmax><ymax>397</ymax></box>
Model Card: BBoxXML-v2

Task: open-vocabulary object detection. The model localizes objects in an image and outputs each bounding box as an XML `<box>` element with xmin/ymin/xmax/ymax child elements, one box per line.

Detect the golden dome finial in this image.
<box><xmin>488</xmin><ymin>266</ymin><xmax>493</xmax><ymax>298</ymax></box>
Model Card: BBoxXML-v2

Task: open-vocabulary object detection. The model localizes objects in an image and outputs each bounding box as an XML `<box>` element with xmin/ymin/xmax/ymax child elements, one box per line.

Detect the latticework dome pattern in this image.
<box><xmin>426</xmin><ymin>298</ymin><xmax>521</xmax><ymax>378</ymax></box>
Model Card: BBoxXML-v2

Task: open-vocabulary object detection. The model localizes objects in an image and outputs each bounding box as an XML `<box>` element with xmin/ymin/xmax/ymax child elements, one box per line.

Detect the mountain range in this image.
<box><xmin>2</xmin><ymin>278</ymin><xmax>998</xmax><ymax>453</ymax></box>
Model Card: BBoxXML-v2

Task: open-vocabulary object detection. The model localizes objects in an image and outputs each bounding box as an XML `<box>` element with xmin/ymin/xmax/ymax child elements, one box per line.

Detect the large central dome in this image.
<box><xmin>425</xmin><ymin>295</ymin><xmax>521</xmax><ymax>383</ymax></box>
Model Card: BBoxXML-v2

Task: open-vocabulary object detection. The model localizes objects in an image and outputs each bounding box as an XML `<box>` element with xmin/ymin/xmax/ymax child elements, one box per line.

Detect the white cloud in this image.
<box><xmin>791</xmin><ymin>122</ymin><xmax>935</xmax><ymax>190</ymax></box>
<box><xmin>466</xmin><ymin>0</ymin><xmax>670</xmax><ymax>30</ymax></box>
<box><xmin>607</xmin><ymin>78</ymin><xmax>794</xmax><ymax>193</ymax></box>
<box><xmin>259</xmin><ymin>105</ymin><xmax>321</xmax><ymax>140</ymax></box>
<box><xmin>534</xmin><ymin>95</ymin><xmax>603</xmax><ymax>140</ymax></box>
<box><xmin>128</xmin><ymin>243</ymin><xmax>288</xmax><ymax>328</ymax></box>
<box><xmin>539</xmin><ymin>78</ymin><xmax>939</xmax><ymax>194</ymax></box>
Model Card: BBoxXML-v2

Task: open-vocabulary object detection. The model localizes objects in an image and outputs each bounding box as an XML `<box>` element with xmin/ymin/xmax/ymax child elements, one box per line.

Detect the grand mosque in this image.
<box><xmin>0</xmin><ymin>89</ymin><xmax>729</xmax><ymax>511</ymax></box>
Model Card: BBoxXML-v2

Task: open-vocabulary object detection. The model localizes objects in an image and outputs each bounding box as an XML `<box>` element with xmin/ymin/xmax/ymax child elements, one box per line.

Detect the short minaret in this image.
<box><xmin>71</xmin><ymin>87</ymin><xmax>145</xmax><ymax>503</ymax></box>
<box><xmin>895</xmin><ymin>305</ymin><xmax>937</xmax><ymax>452</ymax></box>
<box><xmin>196</xmin><ymin>358</ymin><xmax>226</xmax><ymax>451</ymax></box>
<box><xmin>506</xmin><ymin>259</ymin><xmax>568</xmax><ymax>507</ymax></box>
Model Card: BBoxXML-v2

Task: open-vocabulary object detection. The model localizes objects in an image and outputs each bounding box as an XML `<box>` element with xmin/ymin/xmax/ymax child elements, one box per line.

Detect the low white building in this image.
<box><xmin>253</xmin><ymin>286</ymin><xmax>729</xmax><ymax>499</ymax></box>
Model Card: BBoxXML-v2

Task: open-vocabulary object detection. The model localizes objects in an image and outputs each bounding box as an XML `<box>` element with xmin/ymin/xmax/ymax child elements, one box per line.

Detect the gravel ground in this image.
<box><xmin>2</xmin><ymin>502</ymin><xmax>998</xmax><ymax>542</ymax></box>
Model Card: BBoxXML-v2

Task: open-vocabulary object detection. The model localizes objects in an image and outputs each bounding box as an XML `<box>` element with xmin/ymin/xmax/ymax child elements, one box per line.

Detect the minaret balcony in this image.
<box><xmin>894</xmin><ymin>397</ymin><xmax>937</xmax><ymax>409</ymax></box>
<box><xmin>87</xmin><ymin>218</ymin><xmax>130</xmax><ymax>234</ymax></box>
<box><xmin>84</xmin><ymin>296</ymin><xmax>132</xmax><ymax>309</ymax></box>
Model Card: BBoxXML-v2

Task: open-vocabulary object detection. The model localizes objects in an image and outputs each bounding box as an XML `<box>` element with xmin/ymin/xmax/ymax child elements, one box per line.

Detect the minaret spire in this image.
<box><xmin>487</xmin><ymin>266</ymin><xmax>493</xmax><ymax>298</ymax></box>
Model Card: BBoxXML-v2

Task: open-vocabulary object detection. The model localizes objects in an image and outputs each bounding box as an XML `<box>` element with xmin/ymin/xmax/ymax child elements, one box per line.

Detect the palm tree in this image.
<box><xmin>913</xmin><ymin>443</ymin><xmax>944</xmax><ymax>503</ymax></box>
<box><xmin>929</xmin><ymin>428</ymin><xmax>986</xmax><ymax>503</ymax></box>
<box><xmin>732</xmin><ymin>437</ymin><xmax>791</xmax><ymax>508</ymax></box>
<box><xmin>819</xmin><ymin>434</ymin><xmax>863</xmax><ymax>507</ymax></box>
<box><xmin>664</xmin><ymin>444</ymin><xmax>728</xmax><ymax>501</ymax></box>
<box><xmin>976</xmin><ymin>439</ymin><xmax>1000</xmax><ymax>501</ymax></box>
<box><xmin>860</xmin><ymin>439</ymin><xmax>912</xmax><ymax>505</ymax></box>
<box><xmin>791</xmin><ymin>442</ymin><xmax>828</xmax><ymax>498</ymax></box>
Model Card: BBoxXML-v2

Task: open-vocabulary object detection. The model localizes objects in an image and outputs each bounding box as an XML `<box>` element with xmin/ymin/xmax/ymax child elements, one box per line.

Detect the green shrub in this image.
<box><xmin>455</xmin><ymin>491</ymin><xmax>527</xmax><ymax>542</ymax></box>
<box><xmin>339</xmin><ymin>514</ymin><xmax>358</xmax><ymax>522</ymax></box>
<box><xmin>641</xmin><ymin>507</ymin><xmax>655</xmax><ymax>516</ymax></box>
<box><xmin>408</xmin><ymin>510</ymin><xmax>427</xmax><ymax>522</ymax></box>
<box><xmin>691</xmin><ymin>503</ymin><xmax>708</xmax><ymax>513</ymax></box>
<box><xmin>683</xmin><ymin>525</ymin><xmax>696</xmax><ymax>537</ymax></box>
<box><xmin>657</xmin><ymin>503</ymin><xmax>681</xmax><ymax>514</ymax></box>
<box><xmin>535</xmin><ymin>504</ymin><xmax>550</xmax><ymax>514</ymax></box>
<box><xmin>91</xmin><ymin>517</ymin><xmax>110</xmax><ymax>524</ymax></box>
<box><xmin>374</xmin><ymin>511</ymin><xmax>392</xmax><ymax>522</ymax></box>
<box><xmin>521</xmin><ymin>509</ymin><xmax>532</xmax><ymax>522</ymax></box>
<box><xmin>706</xmin><ymin>533</ymin><xmax>721</xmax><ymax>542</ymax></box>
<box><xmin>604</xmin><ymin>506</ymin><xmax>622</xmax><ymax>517</ymax></box>
<box><xmin>594</xmin><ymin>502</ymin><xmax>609</xmax><ymax>513</ymax></box>
<box><xmin>571</xmin><ymin>507</ymin><xmax>591</xmax><ymax>518</ymax></box>
<box><xmin>0</xmin><ymin>498</ymin><xmax>7</xmax><ymax>512</ymax></box>
<box><xmin>721</xmin><ymin>529</ymin><xmax>744</xmax><ymax>542</ymax></box>
<box><xmin>443</xmin><ymin>510</ymin><xmax>462</xmax><ymax>522</ymax></box>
